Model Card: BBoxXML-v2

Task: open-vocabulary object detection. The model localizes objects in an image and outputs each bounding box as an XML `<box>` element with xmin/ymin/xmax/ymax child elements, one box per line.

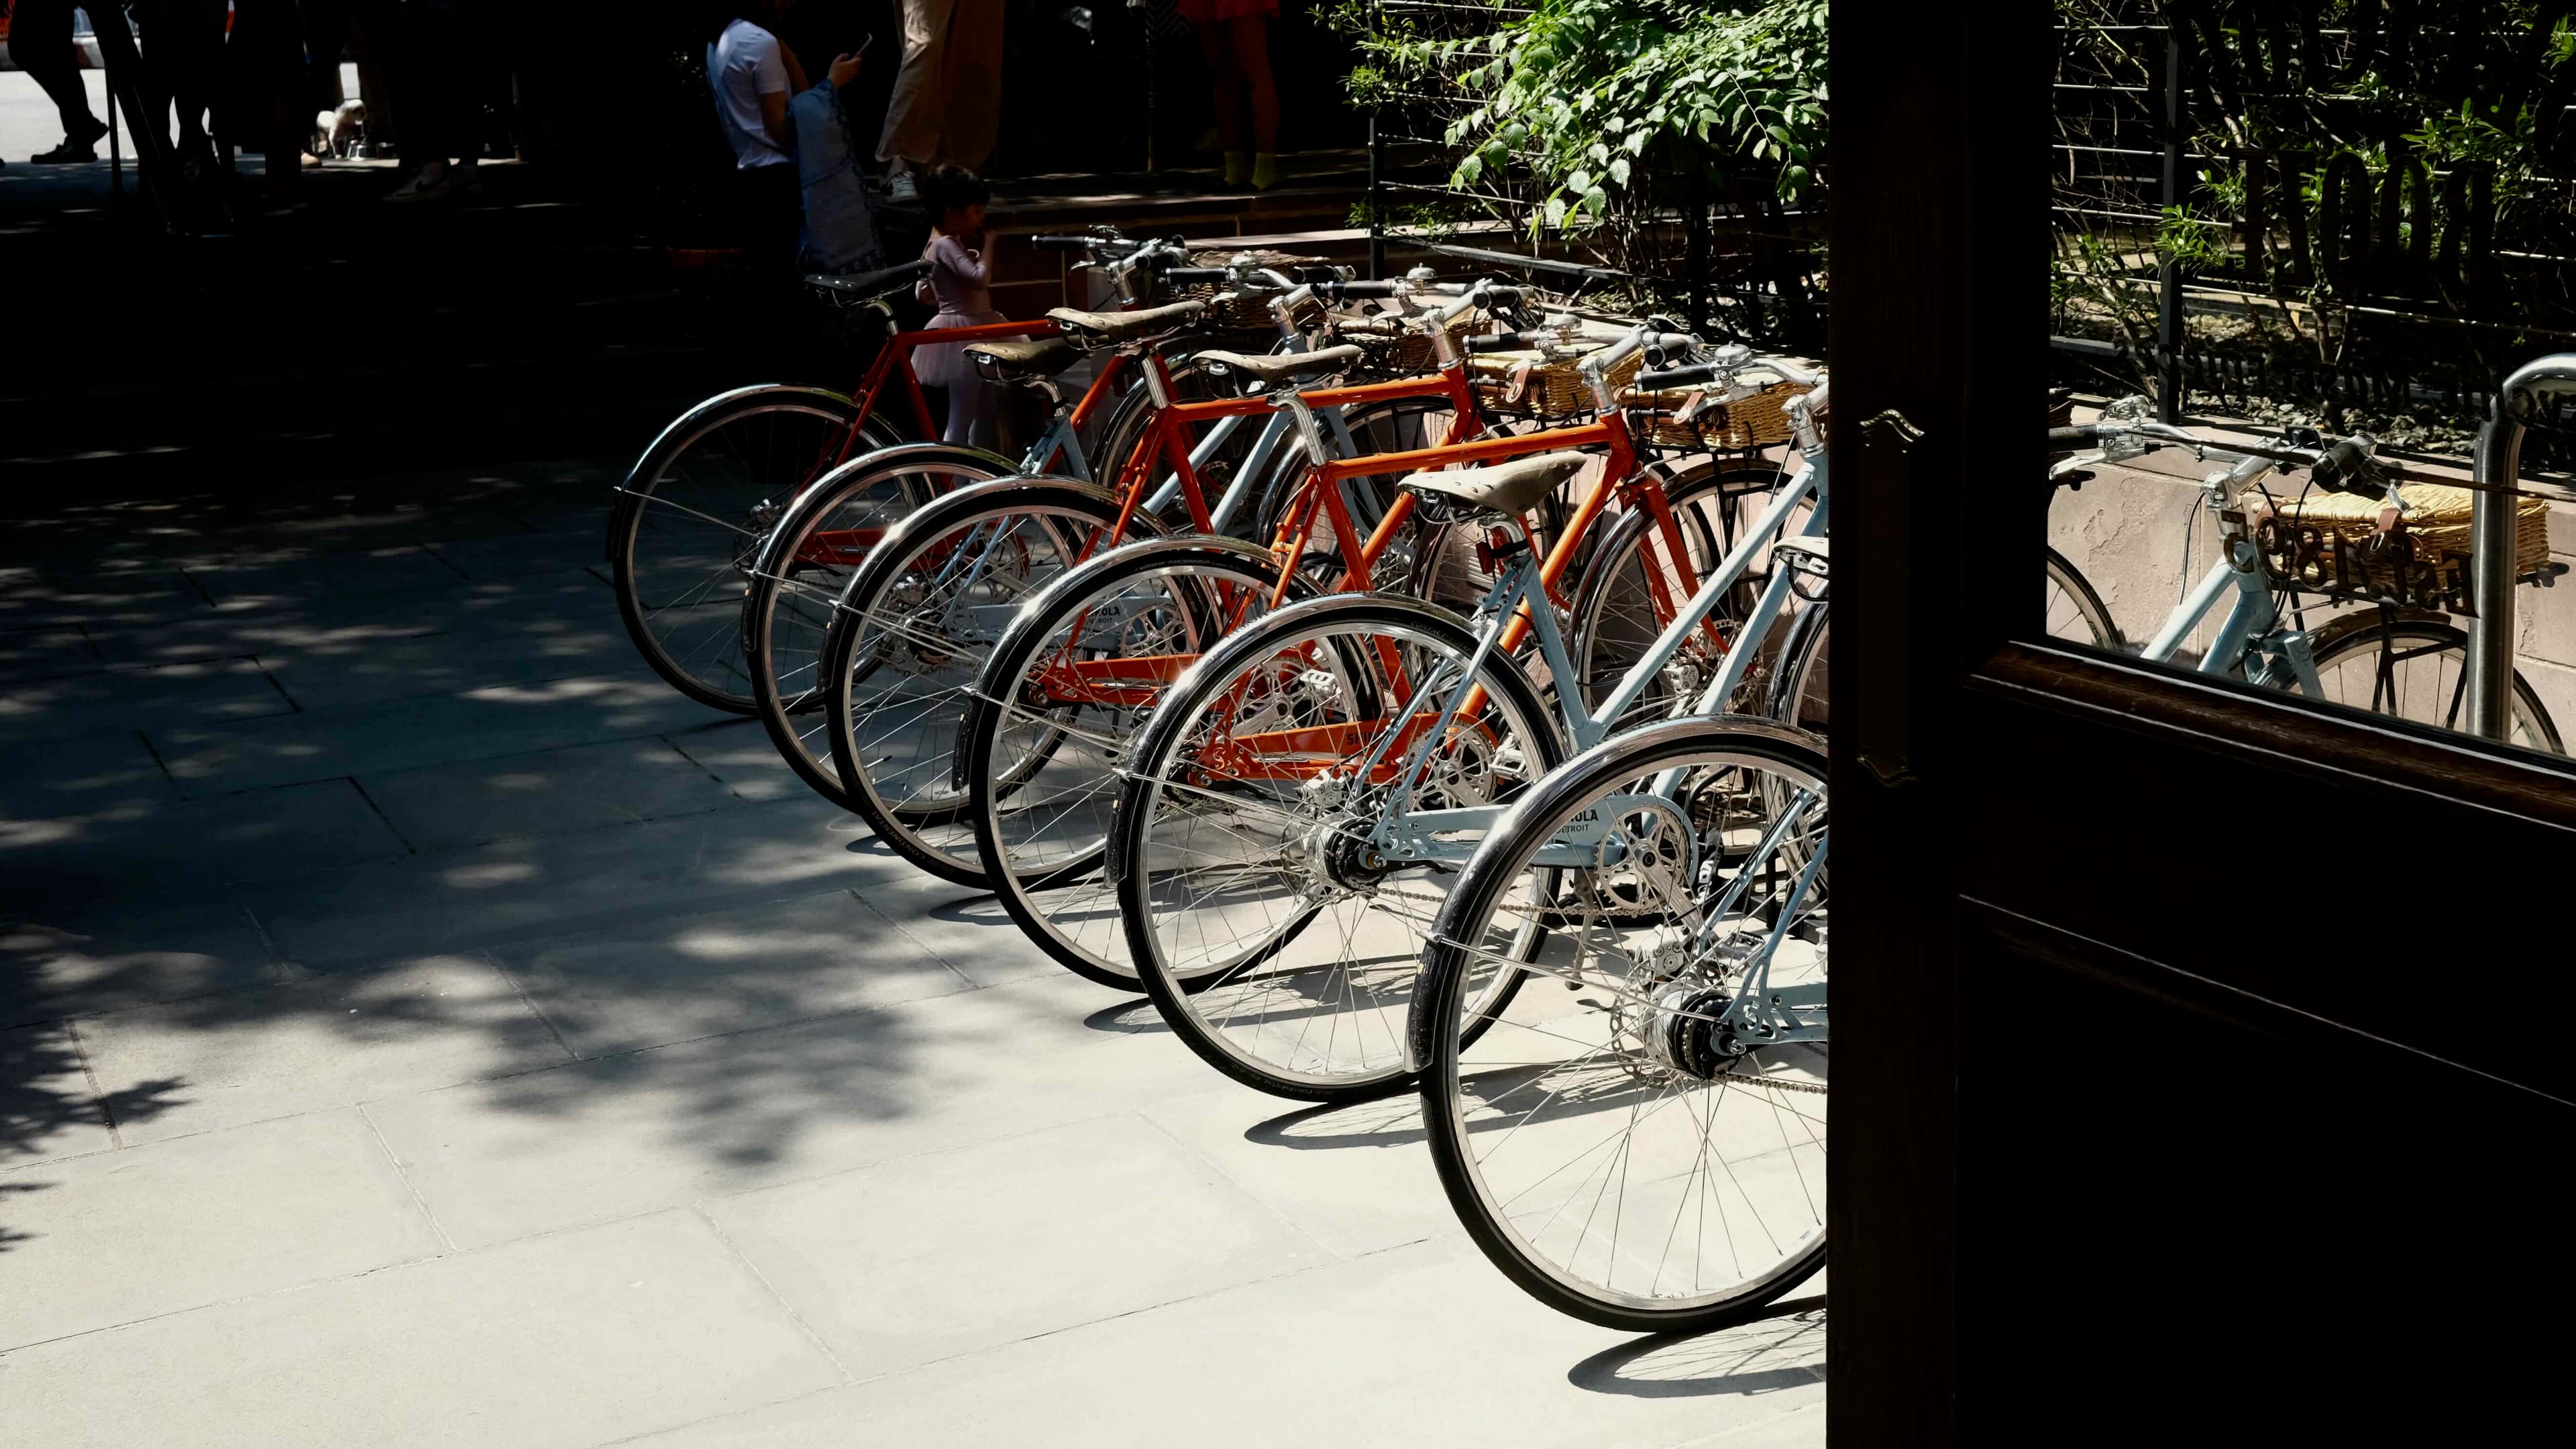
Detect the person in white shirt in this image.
<box><xmin>704</xmin><ymin>5</ymin><xmax>861</xmax><ymax>275</ymax></box>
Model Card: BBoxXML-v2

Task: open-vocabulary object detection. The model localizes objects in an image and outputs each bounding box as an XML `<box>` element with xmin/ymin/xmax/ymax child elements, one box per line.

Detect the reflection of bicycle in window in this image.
<box><xmin>2049</xmin><ymin>405</ymin><xmax>2565</xmax><ymax>753</ymax></box>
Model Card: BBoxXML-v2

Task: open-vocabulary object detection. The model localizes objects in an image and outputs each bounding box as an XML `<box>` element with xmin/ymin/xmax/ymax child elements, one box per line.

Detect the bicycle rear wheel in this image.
<box><xmin>1113</xmin><ymin>594</ymin><xmax>1563</xmax><ymax>1102</ymax></box>
<box><xmin>1414</xmin><ymin>716</ymin><xmax>1829</xmax><ymax>1332</ymax></box>
<box><xmin>610</xmin><ymin>386</ymin><xmax>899</xmax><ymax>711</ymax></box>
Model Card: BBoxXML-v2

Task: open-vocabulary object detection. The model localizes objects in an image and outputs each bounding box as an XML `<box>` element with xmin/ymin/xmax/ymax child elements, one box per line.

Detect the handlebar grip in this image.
<box><xmin>1321</xmin><ymin>279</ymin><xmax>1404</xmax><ymax>299</ymax></box>
<box><xmin>2047</xmin><ymin>426</ymin><xmax>2106</xmax><ymax>449</ymax></box>
<box><xmin>1159</xmin><ymin>267</ymin><xmax>1233</xmax><ymax>284</ymax></box>
<box><xmin>1026</xmin><ymin>235</ymin><xmax>1100</xmax><ymax>252</ymax></box>
<box><xmin>1636</xmin><ymin>363</ymin><xmax>1723</xmax><ymax>392</ymax></box>
<box><xmin>1465</xmin><ymin>330</ymin><xmax>1543</xmax><ymax>354</ymax></box>
<box><xmin>2312</xmin><ymin>437</ymin><xmax>2373</xmax><ymax>489</ymax></box>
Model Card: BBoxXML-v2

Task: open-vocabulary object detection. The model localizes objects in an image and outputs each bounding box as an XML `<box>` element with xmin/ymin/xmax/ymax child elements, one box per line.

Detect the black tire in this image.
<box><xmin>1112</xmin><ymin>593</ymin><xmax>1566</xmax><ymax>1102</ymax></box>
<box><xmin>962</xmin><ymin>537</ymin><xmax>1305</xmax><ymax>989</ymax></box>
<box><xmin>820</xmin><ymin>478</ymin><xmax>1152</xmax><ymax>883</ymax></box>
<box><xmin>609</xmin><ymin>385</ymin><xmax>902</xmax><ymax>712</ymax></box>
<box><xmin>1564</xmin><ymin>462</ymin><xmax>1791</xmax><ymax>733</ymax></box>
<box><xmin>2045</xmin><ymin>547</ymin><xmax>2123</xmax><ymax>651</ymax></box>
<box><xmin>1414</xmin><ymin>716</ymin><xmax>1829</xmax><ymax>1333</ymax></box>
<box><xmin>741</xmin><ymin>443</ymin><xmax>1023</xmax><ymax>808</ymax></box>
<box><xmin>2305</xmin><ymin>612</ymin><xmax>2565</xmax><ymax>754</ymax></box>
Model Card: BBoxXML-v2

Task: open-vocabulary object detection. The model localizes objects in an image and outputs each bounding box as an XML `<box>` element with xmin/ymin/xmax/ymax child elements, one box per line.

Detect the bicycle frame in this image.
<box><xmin>1203</xmin><ymin>398</ymin><xmax>1827</xmax><ymax>867</ymax></box>
<box><xmin>792</xmin><ymin>339</ymin><xmax>1128</xmax><ymax>570</ymax></box>
<box><xmin>2135</xmin><ymin>478</ymin><xmax>2324</xmax><ymax>694</ymax></box>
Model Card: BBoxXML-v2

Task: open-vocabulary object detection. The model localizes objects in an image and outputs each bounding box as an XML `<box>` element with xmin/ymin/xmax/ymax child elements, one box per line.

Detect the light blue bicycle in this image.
<box><xmin>1106</xmin><ymin>345</ymin><xmax>1831</xmax><ymax>1103</ymax></box>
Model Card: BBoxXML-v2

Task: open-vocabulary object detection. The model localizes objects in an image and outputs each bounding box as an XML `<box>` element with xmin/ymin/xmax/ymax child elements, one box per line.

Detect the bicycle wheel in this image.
<box><xmin>1413</xmin><ymin>716</ymin><xmax>1828</xmax><ymax>1332</ymax></box>
<box><xmin>1566</xmin><ymin>462</ymin><xmax>1790</xmax><ymax>733</ymax></box>
<box><xmin>1114</xmin><ymin>594</ymin><xmax>1564</xmax><ymax>1102</ymax></box>
<box><xmin>2306</xmin><ymin>612</ymin><xmax>2565</xmax><ymax>754</ymax></box>
<box><xmin>609</xmin><ymin>385</ymin><xmax>901</xmax><ymax>711</ymax></box>
<box><xmin>743</xmin><ymin>443</ymin><xmax>1020</xmax><ymax>806</ymax></box>
<box><xmin>2045</xmin><ymin>547</ymin><xmax>2123</xmax><ymax>651</ymax></box>
<box><xmin>963</xmin><ymin>537</ymin><xmax>1303</xmax><ymax>989</ymax></box>
<box><xmin>820</xmin><ymin>479</ymin><xmax>1141</xmax><ymax>882</ymax></box>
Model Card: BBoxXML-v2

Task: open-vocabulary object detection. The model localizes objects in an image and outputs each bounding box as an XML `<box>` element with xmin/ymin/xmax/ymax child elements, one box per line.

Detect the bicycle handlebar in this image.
<box><xmin>1160</xmin><ymin>266</ymin><xmax>1233</xmax><ymax>284</ymax></box>
<box><xmin>2054</xmin><ymin>418</ymin><xmax>2380</xmax><ymax>487</ymax></box>
<box><xmin>1026</xmin><ymin>234</ymin><xmax>1102</xmax><ymax>252</ymax></box>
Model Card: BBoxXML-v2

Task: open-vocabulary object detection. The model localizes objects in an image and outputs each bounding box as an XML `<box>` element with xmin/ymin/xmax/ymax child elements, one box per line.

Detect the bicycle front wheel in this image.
<box><xmin>963</xmin><ymin>537</ymin><xmax>1299</xmax><ymax>989</ymax></box>
<box><xmin>1414</xmin><ymin>716</ymin><xmax>1829</xmax><ymax>1332</ymax></box>
<box><xmin>610</xmin><ymin>386</ymin><xmax>896</xmax><ymax>711</ymax></box>
<box><xmin>2306</xmin><ymin>612</ymin><xmax>2564</xmax><ymax>754</ymax></box>
<box><xmin>742</xmin><ymin>445</ymin><xmax>1018</xmax><ymax>806</ymax></box>
<box><xmin>820</xmin><ymin>480</ymin><xmax>1137</xmax><ymax>882</ymax></box>
<box><xmin>1114</xmin><ymin>594</ymin><xmax>1564</xmax><ymax>1102</ymax></box>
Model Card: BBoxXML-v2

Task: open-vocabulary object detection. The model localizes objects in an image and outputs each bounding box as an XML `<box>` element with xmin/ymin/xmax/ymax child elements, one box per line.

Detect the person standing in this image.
<box><xmin>704</xmin><ymin>3</ymin><xmax>808</xmax><ymax>264</ymax></box>
<box><xmin>10</xmin><ymin>0</ymin><xmax>110</xmax><ymax>163</ymax></box>
<box><xmin>874</xmin><ymin>0</ymin><xmax>1002</xmax><ymax>201</ymax></box>
<box><xmin>910</xmin><ymin>168</ymin><xmax>1004</xmax><ymax>447</ymax></box>
<box><xmin>382</xmin><ymin>0</ymin><xmax>486</xmax><ymax>202</ymax></box>
<box><xmin>1185</xmin><ymin>0</ymin><xmax>1280</xmax><ymax>191</ymax></box>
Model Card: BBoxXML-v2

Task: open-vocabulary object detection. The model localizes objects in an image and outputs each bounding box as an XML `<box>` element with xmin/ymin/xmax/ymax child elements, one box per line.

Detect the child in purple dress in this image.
<box><xmin>910</xmin><ymin>168</ymin><xmax>1005</xmax><ymax>449</ymax></box>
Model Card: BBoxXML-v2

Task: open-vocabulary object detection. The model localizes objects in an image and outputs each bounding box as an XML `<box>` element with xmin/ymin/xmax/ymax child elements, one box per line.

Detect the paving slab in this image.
<box><xmin>619</xmin><ymin>1238</ymin><xmax>1825</xmax><ymax>1449</ymax></box>
<box><xmin>0</xmin><ymin>1110</ymin><xmax>445</xmax><ymax>1350</ymax></box>
<box><xmin>0</xmin><ymin>1021</ymin><xmax>115</xmax><ymax>1165</ymax></box>
<box><xmin>0</xmin><ymin>730</ymin><xmax>174</xmax><ymax>820</ymax></box>
<box><xmin>0</xmin><ymin>1209</ymin><xmax>847</xmax><ymax>1449</ymax></box>
<box><xmin>425</xmin><ymin>527</ymin><xmax>614</xmax><ymax>581</ymax></box>
<box><xmin>839</xmin><ymin>867</ymin><xmax>1065</xmax><ymax>991</ymax></box>
<box><xmin>708</xmin><ymin>1113</ymin><xmax>1332</xmax><ymax>1377</ymax></box>
<box><xmin>241</xmin><ymin>795</ymin><xmax>903</xmax><ymax>967</ymax></box>
<box><xmin>74</xmin><ymin>953</ymin><xmax>571</xmax><ymax>1145</ymax></box>
<box><xmin>148</xmin><ymin>674</ymin><xmax>718</xmax><ymax>796</ymax></box>
<box><xmin>0</xmin><ymin>625</ymin><xmax>104</xmax><ymax>681</ymax></box>
<box><xmin>492</xmin><ymin>887</ymin><xmax>971</xmax><ymax>1058</ymax></box>
<box><xmin>81</xmin><ymin>568</ymin><xmax>618</xmax><ymax>671</ymax></box>
<box><xmin>0</xmin><ymin>572</ymin><xmax>202</xmax><ymax>633</ymax></box>
<box><xmin>358</xmin><ymin>737</ymin><xmax>745</xmax><ymax>852</ymax></box>
<box><xmin>180</xmin><ymin>544</ymin><xmax>470</xmax><ymax>608</ymax></box>
<box><xmin>364</xmin><ymin>972</ymin><xmax>1214</xmax><ymax>1249</ymax></box>
<box><xmin>258</xmin><ymin>616</ymin><xmax>639</xmax><ymax>712</ymax></box>
<box><xmin>1141</xmin><ymin>1083</ymin><xmax>1455</xmax><ymax>1259</ymax></box>
<box><xmin>0</xmin><ymin>656</ymin><xmax>294</xmax><ymax>751</ymax></box>
<box><xmin>0</xmin><ymin>778</ymin><xmax>409</xmax><ymax>913</ymax></box>
<box><xmin>0</xmin><ymin>905</ymin><xmax>283</xmax><ymax>1028</ymax></box>
<box><xmin>660</xmin><ymin>717</ymin><xmax>815</xmax><ymax>805</ymax></box>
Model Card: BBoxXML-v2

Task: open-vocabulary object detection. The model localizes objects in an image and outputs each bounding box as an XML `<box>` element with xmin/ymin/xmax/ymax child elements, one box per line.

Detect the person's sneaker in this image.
<box><xmin>385</xmin><ymin>168</ymin><xmax>450</xmax><ymax>203</ymax></box>
<box><xmin>28</xmin><ymin>140</ymin><xmax>98</xmax><ymax>165</ymax></box>
<box><xmin>884</xmin><ymin>170</ymin><xmax>918</xmax><ymax>203</ymax></box>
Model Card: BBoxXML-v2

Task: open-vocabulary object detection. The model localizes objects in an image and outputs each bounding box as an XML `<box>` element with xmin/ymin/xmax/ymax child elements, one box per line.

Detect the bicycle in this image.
<box><xmin>810</xmin><ymin>277</ymin><xmax>1540</xmax><ymax>873</ymax></box>
<box><xmin>735</xmin><ymin>246</ymin><xmax>1341</xmax><ymax>804</ymax></box>
<box><xmin>2049</xmin><ymin>404</ymin><xmax>2564</xmax><ymax>751</ymax></box>
<box><xmin>1106</xmin><ymin>348</ymin><xmax>1833</xmax><ymax>1100</ymax></box>
<box><xmin>606</xmin><ymin>229</ymin><xmax>1195</xmax><ymax>713</ymax></box>
<box><xmin>955</xmin><ymin>315</ymin><xmax>1806</xmax><ymax>990</ymax></box>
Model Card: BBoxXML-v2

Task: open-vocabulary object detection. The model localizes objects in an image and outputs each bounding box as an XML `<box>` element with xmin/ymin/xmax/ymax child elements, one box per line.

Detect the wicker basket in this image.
<box><xmin>1619</xmin><ymin>380</ymin><xmax>1812</xmax><ymax>450</ymax></box>
<box><xmin>1166</xmin><ymin>250</ymin><xmax>1332</xmax><ymax>333</ymax></box>
<box><xmin>1468</xmin><ymin>346</ymin><xmax>1644</xmax><ymax>417</ymax></box>
<box><xmin>2246</xmin><ymin>480</ymin><xmax>2551</xmax><ymax>603</ymax></box>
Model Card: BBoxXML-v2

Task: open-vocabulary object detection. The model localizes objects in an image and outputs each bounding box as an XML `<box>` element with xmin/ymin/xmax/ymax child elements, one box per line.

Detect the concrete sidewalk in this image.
<box><xmin>0</xmin><ymin>458</ymin><xmax>1822</xmax><ymax>1447</ymax></box>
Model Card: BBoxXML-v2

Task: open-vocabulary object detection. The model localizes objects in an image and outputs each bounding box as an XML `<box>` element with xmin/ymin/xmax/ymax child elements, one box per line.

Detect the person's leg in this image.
<box><xmin>136</xmin><ymin>0</ymin><xmax>226</xmax><ymax>160</ymax></box>
<box><xmin>945</xmin><ymin>376</ymin><xmax>1000</xmax><ymax>449</ymax></box>
<box><xmin>875</xmin><ymin>0</ymin><xmax>956</xmax><ymax>186</ymax></box>
<box><xmin>1224</xmin><ymin>15</ymin><xmax>1279</xmax><ymax>189</ymax></box>
<box><xmin>1194</xmin><ymin>20</ymin><xmax>1246</xmax><ymax>185</ymax></box>
<box><xmin>934</xmin><ymin>0</ymin><xmax>1003</xmax><ymax>170</ymax></box>
<box><xmin>11</xmin><ymin>0</ymin><xmax>106</xmax><ymax>152</ymax></box>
